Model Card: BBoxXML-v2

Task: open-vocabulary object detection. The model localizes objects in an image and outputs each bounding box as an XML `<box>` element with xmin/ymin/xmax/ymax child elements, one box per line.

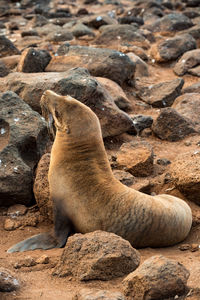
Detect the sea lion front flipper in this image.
<box><xmin>7</xmin><ymin>232</ymin><xmax>62</xmax><ymax>253</ymax></box>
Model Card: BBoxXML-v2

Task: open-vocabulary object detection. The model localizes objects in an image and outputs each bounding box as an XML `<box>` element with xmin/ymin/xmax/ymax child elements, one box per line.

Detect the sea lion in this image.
<box><xmin>8</xmin><ymin>90</ymin><xmax>192</xmax><ymax>252</ymax></box>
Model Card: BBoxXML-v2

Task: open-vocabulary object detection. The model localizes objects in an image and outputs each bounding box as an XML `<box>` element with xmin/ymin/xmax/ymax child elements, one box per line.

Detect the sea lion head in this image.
<box><xmin>40</xmin><ymin>90</ymin><xmax>102</xmax><ymax>139</ymax></box>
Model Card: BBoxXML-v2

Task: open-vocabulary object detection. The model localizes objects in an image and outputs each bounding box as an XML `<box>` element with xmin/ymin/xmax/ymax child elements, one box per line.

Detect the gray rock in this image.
<box><xmin>70</xmin><ymin>23</ymin><xmax>95</xmax><ymax>37</ymax></box>
<box><xmin>83</xmin><ymin>14</ymin><xmax>117</xmax><ymax>29</ymax></box>
<box><xmin>94</xmin><ymin>24</ymin><xmax>150</xmax><ymax>49</ymax></box>
<box><xmin>0</xmin><ymin>268</ymin><xmax>20</xmax><ymax>292</ymax></box>
<box><xmin>137</xmin><ymin>78</ymin><xmax>184</xmax><ymax>108</ymax></box>
<box><xmin>172</xmin><ymin>93</ymin><xmax>200</xmax><ymax>132</ymax></box>
<box><xmin>17</xmin><ymin>47</ymin><xmax>51</xmax><ymax>73</ymax></box>
<box><xmin>123</xmin><ymin>255</ymin><xmax>190</xmax><ymax>300</ymax></box>
<box><xmin>0</xmin><ymin>91</ymin><xmax>48</xmax><ymax>206</ymax></box>
<box><xmin>174</xmin><ymin>49</ymin><xmax>200</xmax><ymax>76</ymax></box>
<box><xmin>46</xmin><ymin>29</ymin><xmax>74</xmax><ymax>42</ymax></box>
<box><xmin>127</xmin><ymin>53</ymin><xmax>149</xmax><ymax>77</ymax></box>
<box><xmin>144</xmin><ymin>13</ymin><xmax>193</xmax><ymax>33</ymax></box>
<box><xmin>73</xmin><ymin>289</ymin><xmax>125</xmax><ymax>300</ymax></box>
<box><xmin>30</xmin><ymin>14</ymin><xmax>49</xmax><ymax>27</ymax></box>
<box><xmin>0</xmin><ymin>35</ymin><xmax>20</xmax><ymax>58</ymax></box>
<box><xmin>151</xmin><ymin>34</ymin><xmax>196</xmax><ymax>62</ymax></box>
<box><xmin>53</xmin><ymin>231</ymin><xmax>140</xmax><ymax>280</ymax></box>
<box><xmin>0</xmin><ymin>69</ymin><xmax>133</xmax><ymax>137</ymax></box>
<box><xmin>152</xmin><ymin>107</ymin><xmax>196</xmax><ymax>141</ymax></box>
<box><xmin>46</xmin><ymin>45</ymin><xmax>136</xmax><ymax>87</ymax></box>
<box><xmin>0</xmin><ymin>61</ymin><xmax>9</xmax><ymax>77</ymax></box>
<box><xmin>128</xmin><ymin>115</ymin><xmax>153</xmax><ymax>135</ymax></box>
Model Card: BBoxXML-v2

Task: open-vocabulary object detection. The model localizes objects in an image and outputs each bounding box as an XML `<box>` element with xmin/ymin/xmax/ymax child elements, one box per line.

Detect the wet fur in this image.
<box><xmin>8</xmin><ymin>90</ymin><xmax>192</xmax><ymax>252</ymax></box>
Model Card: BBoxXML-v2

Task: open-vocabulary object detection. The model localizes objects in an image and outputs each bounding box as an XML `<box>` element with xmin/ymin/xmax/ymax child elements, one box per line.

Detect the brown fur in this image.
<box><xmin>8</xmin><ymin>90</ymin><xmax>192</xmax><ymax>252</ymax></box>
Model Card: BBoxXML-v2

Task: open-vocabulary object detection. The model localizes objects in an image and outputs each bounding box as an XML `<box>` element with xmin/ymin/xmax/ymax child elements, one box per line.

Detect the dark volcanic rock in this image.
<box><xmin>0</xmin><ymin>69</ymin><xmax>134</xmax><ymax>137</ymax></box>
<box><xmin>152</xmin><ymin>107</ymin><xmax>196</xmax><ymax>141</ymax></box>
<box><xmin>174</xmin><ymin>49</ymin><xmax>200</xmax><ymax>76</ymax></box>
<box><xmin>0</xmin><ymin>35</ymin><xmax>20</xmax><ymax>58</ymax></box>
<box><xmin>0</xmin><ymin>268</ymin><xmax>20</xmax><ymax>292</ymax></box>
<box><xmin>144</xmin><ymin>13</ymin><xmax>193</xmax><ymax>33</ymax></box>
<box><xmin>129</xmin><ymin>115</ymin><xmax>153</xmax><ymax>135</ymax></box>
<box><xmin>123</xmin><ymin>255</ymin><xmax>190</xmax><ymax>300</ymax></box>
<box><xmin>46</xmin><ymin>45</ymin><xmax>135</xmax><ymax>87</ymax></box>
<box><xmin>94</xmin><ymin>24</ymin><xmax>150</xmax><ymax>49</ymax></box>
<box><xmin>83</xmin><ymin>14</ymin><xmax>117</xmax><ymax>29</ymax></box>
<box><xmin>137</xmin><ymin>78</ymin><xmax>184</xmax><ymax>107</ymax></box>
<box><xmin>0</xmin><ymin>61</ymin><xmax>10</xmax><ymax>77</ymax></box>
<box><xmin>53</xmin><ymin>231</ymin><xmax>140</xmax><ymax>280</ymax></box>
<box><xmin>0</xmin><ymin>91</ymin><xmax>48</xmax><ymax>206</ymax></box>
<box><xmin>17</xmin><ymin>47</ymin><xmax>51</xmax><ymax>73</ymax></box>
<box><xmin>150</xmin><ymin>34</ymin><xmax>196</xmax><ymax>62</ymax></box>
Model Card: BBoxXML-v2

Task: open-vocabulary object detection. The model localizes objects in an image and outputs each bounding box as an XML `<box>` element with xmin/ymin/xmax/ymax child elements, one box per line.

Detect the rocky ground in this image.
<box><xmin>1</xmin><ymin>0</ymin><xmax>200</xmax><ymax>299</ymax></box>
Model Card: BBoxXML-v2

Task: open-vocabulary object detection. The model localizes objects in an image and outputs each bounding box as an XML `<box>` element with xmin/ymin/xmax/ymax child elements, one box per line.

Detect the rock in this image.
<box><xmin>169</xmin><ymin>151</ymin><xmax>200</xmax><ymax>205</ymax></box>
<box><xmin>172</xmin><ymin>93</ymin><xmax>200</xmax><ymax>132</ymax></box>
<box><xmin>0</xmin><ymin>91</ymin><xmax>48</xmax><ymax>206</ymax></box>
<box><xmin>31</xmin><ymin>14</ymin><xmax>49</xmax><ymax>28</ymax></box>
<box><xmin>188</xmin><ymin>65</ymin><xmax>200</xmax><ymax>76</ymax></box>
<box><xmin>152</xmin><ymin>107</ymin><xmax>196</xmax><ymax>141</ymax></box>
<box><xmin>137</xmin><ymin>78</ymin><xmax>184</xmax><ymax>107</ymax></box>
<box><xmin>0</xmin><ymin>35</ymin><xmax>20</xmax><ymax>58</ymax></box>
<box><xmin>94</xmin><ymin>24</ymin><xmax>150</xmax><ymax>49</ymax></box>
<box><xmin>83</xmin><ymin>14</ymin><xmax>117</xmax><ymax>29</ymax></box>
<box><xmin>21</xmin><ymin>30</ymin><xmax>39</xmax><ymax>37</ymax></box>
<box><xmin>113</xmin><ymin>170</ymin><xmax>134</xmax><ymax>186</ymax></box>
<box><xmin>70</xmin><ymin>23</ymin><xmax>95</xmax><ymax>37</ymax></box>
<box><xmin>179</xmin><ymin>244</ymin><xmax>191</xmax><ymax>251</ymax></box>
<box><xmin>36</xmin><ymin>255</ymin><xmax>50</xmax><ymax>264</ymax></box>
<box><xmin>46</xmin><ymin>45</ymin><xmax>135</xmax><ymax>87</ymax></box>
<box><xmin>73</xmin><ymin>289</ymin><xmax>125</xmax><ymax>300</ymax></box>
<box><xmin>0</xmin><ymin>268</ymin><xmax>20</xmax><ymax>292</ymax></box>
<box><xmin>96</xmin><ymin>77</ymin><xmax>131</xmax><ymax>111</ymax></box>
<box><xmin>182</xmin><ymin>82</ymin><xmax>200</xmax><ymax>94</ymax></box>
<box><xmin>4</xmin><ymin>218</ymin><xmax>21</xmax><ymax>231</ymax></box>
<box><xmin>128</xmin><ymin>115</ymin><xmax>153</xmax><ymax>135</ymax></box>
<box><xmin>0</xmin><ymin>55</ymin><xmax>20</xmax><ymax>70</ymax></box>
<box><xmin>180</xmin><ymin>24</ymin><xmax>200</xmax><ymax>41</ymax></box>
<box><xmin>156</xmin><ymin>158</ymin><xmax>171</xmax><ymax>166</ymax></box>
<box><xmin>0</xmin><ymin>61</ymin><xmax>10</xmax><ymax>77</ymax></box>
<box><xmin>17</xmin><ymin>47</ymin><xmax>51</xmax><ymax>73</ymax></box>
<box><xmin>14</xmin><ymin>256</ymin><xmax>37</xmax><ymax>268</ymax></box>
<box><xmin>150</xmin><ymin>34</ymin><xmax>196</xmax><ymax>62</ymax></box>
<box><xmin>7</xmin><ymin>204</ymin><xmax>27</xmax><ymax>217</ymax></box>
<box><xmin>144</xmin><ymin>13</ymin><xmax>193</xmax><ymax>33</ymax></box>
<box><xmin>0</xmin><ymin>69</ymin><xmax>134</xmax><ymax>137</ymax></box>
<box><xmin>127</xmin><ymin>53</ymin><xmax>149</xmax><ymax>77</ymax></box>
<box><xmin>36</xmin><ymin>23</ymin><xmax>62</xmax><ymax>37</ymax></box>
<box><xmin>33</xmin><ymin>153</ymin><xmax>52</xmax><ymax>221</ymax></box>
<box><xmin>116</xmin><ymin>141</ymin><xmax>154</xmax><ymax>177</ymax></box>
<box><xmin>46</xmin><ymin>29</ymin><xmax>74</xmax><ymax>42</ymax></box>
<box><xmin>118</xmin><ymin>16</ymin><xmax>144</xmax><ymax>26</ymax></box>
<box><xmin>53</xmin><ymin>231</ymin><xmax>140</xmax><ymax>280</ymax></box>
<box><xmin>174</xmin><ymin>49</ymin><xmax>200</xmax><ymax>76</ymax></box>
<box><xmin>122</xmin><ymin>255</ymin><xmax>190</xmax><ymax>300</ymax></box>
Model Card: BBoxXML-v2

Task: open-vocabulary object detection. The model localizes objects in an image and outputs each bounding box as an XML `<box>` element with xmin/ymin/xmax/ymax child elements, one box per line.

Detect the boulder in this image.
<box><xmin>46</xmin><ymin>45</ymin><xmax>135</xmax><ymax>87</ymax></box>
<box><xmin>94</xmin><ymin>24</ymin><xmax>150</xmax><ymax>49</ymax></box>
<box><xmin>0</xmin><ymin>69</ymin><xmax>134</xmax><ymax>137</ymax></box>
<box><xmin>137</xmin><ymin>78</ymin><xmax>184</xmax><ymax>107</ymax></box>
<box><xmin>188</xmin><ymin>65</ymin><xmax>200</xmax><ymax>76</ymax></box>
<box><xmin>53</xmin><ymin>231</ymin><xmax>140</xmax><ymax>280</ymax></box>
<box><xmin>174</xmin><ymin>49</ymin><xmax>200</xmax><ymax>76</ymax></box>
<box><xmin>144</xmin><ymin>13</ymin><xmax>193</xmax><ymax>33</ymax></box>
<box><xmin>83</xmin><ymin>15</ymin><xmax>117</xmax><ymax>29</ymax></box>
<box><xmin>0</xmin><ymin>268</ymin><xmax>20</xmax><ymax>292</ymax></box>
<box><xmin>170</xmin><ymin>151</ymin><xmax>200</xmax><ymax>205</ymax></box>
<box><xmin>123</xmin><ymin>255</ymin><xmax>190</xmax><ymax>300</ymax></box>
<box><xmin>127</xmin><ymin>53</ymin><xmax>149</xmax><ymax>77</ymax></box>
<box><xmin>45</xmin><ymin>29</ymin><xmax>74</xmax><ymax>42</ymax></box>
<box><xmin>128</xmin><ymin>115</ymin><xmax>153</xmax><ymax>135</ymax></box>
<box><xmin>0</xmin><ymin>61</ymin><xmax>9</xmax><ymax>77</ymax></box>
<box><xmin>172</xmin><ymin>93</ymin><xmax>200</xmax><ymax>132</ymax></box>
<box><xmin>152</xmin><ymin>107</ymin><xmax>196</xmax><ymax>141</ymax></box>
<box><xmin>17</xmin><ymin>47</ymin><xmax>52</xmax><ymax>73</ymax></box>
<box><xmin>116</xmin><ymin>141</ymin><xmax>154</xmax><ymax>177</ymax></box>
<box><xmin>0</xmin><ymin>91</ymin><xmax>48</xmax><ymax>206</ymax></box>
<box><xmin>182</xmin><ymin>82</ymin><xmax>200</xmax><ymax>94</ymax></box>
<box><xmin>0</xmin><ymin>35</ymin><xmax>20</xmax><ymax>58</ymax></box>
<box><xmin>150</xmin><ymin>34</ymin><xmax>196</xmax><ymax>62</ymax></box>
<box><xmin>73</xmin><ymin>289</ymin><xmax>125</xmax><ymax>300</ymax></box>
